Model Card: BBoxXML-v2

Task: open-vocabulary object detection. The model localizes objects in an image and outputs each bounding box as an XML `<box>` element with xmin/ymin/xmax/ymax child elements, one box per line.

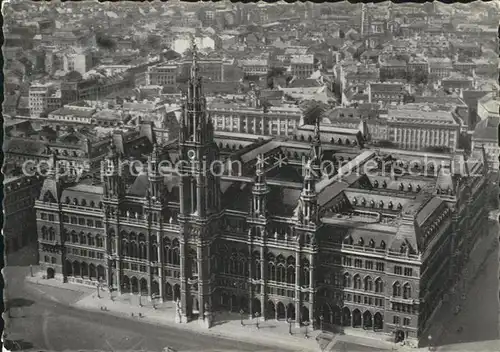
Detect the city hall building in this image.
<box><xmin>36</xmin><ymin>50</ymin><xmax>491</xmax><ymax>347</ymax></box>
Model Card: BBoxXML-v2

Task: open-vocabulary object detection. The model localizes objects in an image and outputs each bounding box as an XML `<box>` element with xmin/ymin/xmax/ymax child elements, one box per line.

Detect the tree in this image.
<box><xmin>64</xmin><ymin>70</ymin><xmax>82</xmax><ymax>82</ymax></box>
<box><xmin>163</xmin><ymin>50</ymin><xmax>181</xmax><ymax>61</ymax></box>
<box><xmin>146</xmin><ymin>35</ymin><xmax>161</xmax><ymax>49</ymax></box>
<box><xmin>96</xmin><ymin>33</ymin><xmax>116</xmax><ymax>50</ymax></box>
<box><xmin>406</xmin><ymin>67</ymin><xmax>428</xmax><ymax>85</ymax></box>
<box><xmin>300</xmin><ymin>100</ymin><xmax>328</xmax><ymax>125</ymax></box>
<box><xmin>266</xmin><ymin>67</ymin><xmax>286</xmax><ymax>89</ymax></box>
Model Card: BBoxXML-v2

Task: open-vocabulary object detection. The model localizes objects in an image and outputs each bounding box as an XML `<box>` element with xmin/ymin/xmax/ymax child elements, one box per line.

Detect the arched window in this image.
<box><xmin>81</xmin><ymin>199</ymin><xmax>87</xmax><ymax>207</ymax></box>
<box><xmin>65</xmin><ymin>197</ymin><xmax>71</xmax><ymax>204</ymax></box>
<box><xmin>79</xmin><ymin>232</ymin><xmax>86</xmax><ymax>245</ymax></box>
<box><xmin>122</xmin><ymin>239</ymin><xmax>129</xmax><ymax>256</ymax></box>
<box><xmin>343</xmin><ymin>273</ymin><xmax>351</xmax><ymax>288</ymax></box>
<box><xmin>254</xmin><ymin>258</ymin><xmax>261</xmax><ymax>280</ymax></box>
<box><xmin>364</xmin><ymin>276</ymin><xmax>373</xmax><ymax>291</ymax></box>
<box><xmin>267</xmin><ymin>254</ymin><xmax>276</xmax><ymax>281</ymax></box>
<box><xmin>73</xmin><ymin>198</ymin><xmax>78</xmax><ymax>205</ymax></box>
<box><xmin>277</xmin><ymin>263</ymin><xmax>286</xmax><ymax>283</ymax></box>
<box><xmin>41</xmin><ymin>226</ymin><xmax>48</xmax><ymax>240</ymax></box>
<box><xmin>139</xmin><ymin>242</ymin><xmax>147</xmax><ymax>259</ymax></box>
<box><xmin>369</xmin><ymin>239</ymin><xmax>375</xmax><ymax>248</ymax></box>
<box><xmin>285</xmin><ymin>255</ymin><xmax>295</xmax><ymax>284</ymax></box>
<box><xmin>403</xmin><ymin>283</ymin><xmax>411</xmax><ymax>299</ymax></box>
<box><xmin>130</xmin><ymin>241</ymin><xmax>138</xmax><ymax>258</ymax></box>
<box><xmin>353</xmin><ymin>274</ymin><xmax>362</xmax><ymax>289</ymax></box>
<box><xmin>171</xmin><ymin>239</ymin><xmax>180</xmax><ymax>265</ymax></box>
<box><xmin>48</xmin><ymin>228</ymin><xmax>55</xmax><ymax>241</ymax></box>
<box><xmin>151</xmin><ymin>244</ymin><xmax>158</xmax><ymax>262</ymax></box>
<box><xmin>90</xmin><ymin>201</ymin><xmax>95</xmax><ymax>208</ymax></box>
<box><xmin>380</xmin><ymin>241</ymin><xmax>386</xmax><ymax>250</ymax></box>
<box><xmin>375</xmin><ymin>278</ymin><xmax>383</xmax><ymax>293</ymax></box>
<box><xmin>393</xmin><ymin>281</ymin><xmax>402</xmax><ymax>297</ymax></box>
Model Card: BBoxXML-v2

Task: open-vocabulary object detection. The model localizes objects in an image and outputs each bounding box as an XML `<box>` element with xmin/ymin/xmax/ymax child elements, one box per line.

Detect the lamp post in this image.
<box><xmin>240</xmin><ymin>309</ymin><xmax>244</xmax><ymax>326</ymax></box>
<box><xmin>96</xmin><ymin>279</ymin><xmax>102</xmax><ymax>299</ymax></box>
<box><xmin>287</xmin><ymin>318</ymin><xmax>293</xmax><ymax>335</ymax></box>
<box><xmin>320</xmin><ymin>315</ymin><xmax>324</xmax><ymax>332</ymax></box>
<box><xmin>255</xmin><ymin>312</ymin><xmax>260</xmax><ymax>330</ymax></box>
<box><xmin>30</xmin><ymin>265</ymin><xmax>33</xmax><ymax>277</ymax></box>
<box><xmin>304</xmin><ymin>321</ymin><xmax>310</xmax><ymax>339</ymax></box>
<box><xmin>152</xmin><ymin>293</ymin><xmax>157</xmax><ymax>310</ymax></box>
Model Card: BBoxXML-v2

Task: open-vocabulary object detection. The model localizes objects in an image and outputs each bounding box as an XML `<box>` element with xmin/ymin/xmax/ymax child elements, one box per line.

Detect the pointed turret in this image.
<box><xmin>297</xmin><ymin>158</ymin><xmax>319</xmax><ymax>226</ymax></box>
<box><xmin>181</xmin><ymin>36</ymin><xmax>209</xmax><ymax>144</ymax></box>
<box><xmin>47</xmin><ymin>151</ymin><xmax>58</xmax><ymax>180</ymax></box>
<box><xmin>309</xmin><ymin>115</ymin><xmax>323</xmax><ymax>177</ymax></box>
<box><xmin>103</xmin><ymin>142</ymin><xmax>124</xmax><ymax>199</ymax></box>
<box><xmin>39</xmin><ymin>151</ymin><xmax>62</xmax><ymax>203</ymax></box>
<box><xmin>252</xmin><ymin>154</ymin><xmax>270</xmax><ymax>218</ymax></box>
<box><xmin>148</xmin><ymin>143</ymin><xmax>163</xmax><ymax>202</ymax></box>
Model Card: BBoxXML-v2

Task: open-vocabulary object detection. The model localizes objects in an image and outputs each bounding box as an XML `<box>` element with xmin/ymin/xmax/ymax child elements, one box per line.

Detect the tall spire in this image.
<box><xmin>313</xmin><ymin>114</ymin><xmax>320</xmax><ymax>145</ymax></box>
<box><xmin>190</xmin><ymin>35</ymin><xmax>199</xmax><ymax>82</ymax></box>
<box><xmin>182</xmin><ymin>34</ymin><xmax>206</xmax><ymax>144</ymax></box>
<box><xmin>255</xmin><ymin>154</ymin><xmax>266</xmax><ymax>184</ymax></box>
<box><xmin>310</xmin><ymin>114</ymin><xmax>323</xmax><ymax>174</ymax></box>
<box><xmin>47</xmin><ymin>151</ymin><xmax>58</xmax><ymax>180</ymax></box>
<box><xmin>252</xmin><ymin>154</ymin><xmax>269</xmax><ymax>218</ymax></box>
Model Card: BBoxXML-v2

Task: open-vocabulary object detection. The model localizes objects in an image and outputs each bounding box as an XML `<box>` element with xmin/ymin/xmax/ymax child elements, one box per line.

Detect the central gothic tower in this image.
<box><xmin>177</xmin><ymin>40</ymin><xmax>221</xmax><ymax>323</ymax></box>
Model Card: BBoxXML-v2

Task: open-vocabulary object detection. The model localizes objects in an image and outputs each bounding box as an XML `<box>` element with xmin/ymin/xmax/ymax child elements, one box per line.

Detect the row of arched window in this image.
<box><xmin>343</xmin><ymin>273</ymin><xmax>384</xmax><ymax>293</ymax></box>
<box><xmin>121</xmin><ymin>239</ymin><xmax>154</xmax><ymax>260</ymax></box>
<box><xmin>297</xmin><ymin>134</ymin><xmax>356</xmax><ymax>146</ymax></box>
<box><xmin>344</xmin><ymin>236</ymin><xmax>386</xmax><ymax>250</ymax></box>
<box><xmin>423</xmin><ymin>207</ymin><xmax>451</xmax><ymax>240</ymax></box>
<box><xmin>214</xmin><ymin>249</ymin><xmax>313</xmax><ymax>286</ymax></box>
<box><xmin>52</xmin><ymin>149</ymin><xmax>81</xmax><ymax>157</ymax></box>
<box><xmin>352</xmin><ymin>197</ymin><xmax>403</xmax><ymax>210</ymax></box>
<box><xmin>343</xmin><ymin>273</ymin><xmax>412</xmax><ymax>298</ymax></box>
<box><xmin>343</xmin><ymin>236</ymin><xmax>413</xmax><ymax>255</ymax></box>
<box><xmin>64</xmin><ymin>197</ymin><xmax>103</xmax><ymax>208</ymax></box>
<box><xmin>41</xmin><ymin>226</ymin><xmax>56</xmax><ymax>241</ymax></box>
<box><xmin>65</xmin><ymin>230</ymin><xmax>104</xmax><ymax>248</ymax></box>
<box><xmin>109</xmin><ymin>232</ymin><xmax>181</xmax><ymax>265</ymax></box>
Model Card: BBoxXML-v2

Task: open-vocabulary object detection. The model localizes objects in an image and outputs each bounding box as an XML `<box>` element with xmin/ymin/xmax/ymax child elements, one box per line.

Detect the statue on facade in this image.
<box><xmin>297</xmin><ymin>199</ymin><xmax>304</xmax><ymax>223</ymax></box>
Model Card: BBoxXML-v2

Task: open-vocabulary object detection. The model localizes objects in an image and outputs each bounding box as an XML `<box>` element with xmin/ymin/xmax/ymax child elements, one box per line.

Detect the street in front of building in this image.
<box><xmin>4</xmin><ymin>263</ymin><xmax>287</xmax><ymax>352</ymax></box>
<box><xmin>432</xmin><ymin>218</ymin><xmax>500</xmax><ymax>351</ymax></box>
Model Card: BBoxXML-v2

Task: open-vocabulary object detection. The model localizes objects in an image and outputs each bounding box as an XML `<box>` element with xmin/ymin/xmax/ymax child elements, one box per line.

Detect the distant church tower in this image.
<box><xmin>360</xmin><ymin>4</ymin><xmax>368</xmax><ymax>35</ymax></box>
